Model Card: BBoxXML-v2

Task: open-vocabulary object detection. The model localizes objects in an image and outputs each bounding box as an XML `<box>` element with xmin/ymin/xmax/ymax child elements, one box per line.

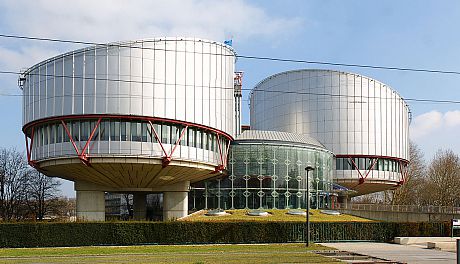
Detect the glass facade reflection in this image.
<box><xmin>335</xmin><ymin>157</ymin><xmax>400</xmax><ymax>173</ymax></box>
<box><xmin>190</xmin><ymin>130</ymin><xmax>334</xmax><ymax>210</ymax></box>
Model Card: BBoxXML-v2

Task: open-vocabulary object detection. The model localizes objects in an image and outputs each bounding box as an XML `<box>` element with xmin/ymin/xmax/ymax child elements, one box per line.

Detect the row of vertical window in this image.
<box><xmin>31</xmin><ymin>120</ymin><xmax>228</xmax><ymax>152</ymax></box>
<box><xmin>335</xmin><ymin>157</ymin><xmax>401</xmax><ymax>173</ymax></box>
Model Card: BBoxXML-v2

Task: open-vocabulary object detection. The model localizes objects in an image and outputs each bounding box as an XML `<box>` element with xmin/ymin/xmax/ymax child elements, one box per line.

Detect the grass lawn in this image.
<box><xmin>180</xmin><ymin>209</ymin><xmax>372</xmax><ymax>222</ymax></box>
<box><xmin>0</xmin><ymin>244</ymin><xmax>342</xmax><ymax>263</ymax></box>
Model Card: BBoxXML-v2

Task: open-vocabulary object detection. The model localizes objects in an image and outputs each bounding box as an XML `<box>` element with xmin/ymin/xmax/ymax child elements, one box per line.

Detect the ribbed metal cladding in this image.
<box><xmin>20</xmin><ymin>38</ymin><xmax>237</xmax><ymax>188</ymax></box>
<box><xmin>22</xmin><ymin>37</ymin><xmax>236</xmax><ymax>137</ymax></box>
<box><xmin>235</xmin><ymin>130</ymin><xmax>326</xmax><ymax>149</ymax></box>
<box><xmin>250</xmin><ymin>69</ymin><xmax>409</xmax><ymax>160</ymax></box>
<box><xmin>249</xmin><ymin>69</ymin><xmax>410</xmax><ymax>194</ymax></box>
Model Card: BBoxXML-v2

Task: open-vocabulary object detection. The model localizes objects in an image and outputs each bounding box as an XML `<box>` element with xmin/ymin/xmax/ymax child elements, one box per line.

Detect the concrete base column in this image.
<box><xmin>76</xmin><ymin>190</ymin><xmax>105</xmax><ymax>221</ymax></box>
<box><xmin>133</xmin><ymin>192</ymin><xmax>147</xmax><ymax>220</ymax></box>
<box><xmin>163</xmin><ymin>191</ymin><xmax>188</xmax><ymax>220</ymax></box>
<box><xmin>75</xmin><ymin>181</ymin><xmax>106</xmax><ymax>221</ymax></box>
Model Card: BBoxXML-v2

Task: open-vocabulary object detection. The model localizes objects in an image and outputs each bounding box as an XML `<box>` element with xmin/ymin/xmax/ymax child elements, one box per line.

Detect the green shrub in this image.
<box><xmin>0</xmin><ymin>221</ymin><xmax>450</xmax><ymax>248</ymax></box>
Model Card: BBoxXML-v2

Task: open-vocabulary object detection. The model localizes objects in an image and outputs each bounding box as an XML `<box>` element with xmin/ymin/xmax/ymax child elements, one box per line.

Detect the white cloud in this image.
<box><xmin>0</xmin><ymin>45</ymin><xmax>60</xmax><ymax>93</ymax></box>
<box><xmin>410</xmin><ymin>110</ymin><xmax>460</xmax><ymax>140</ymax></box>
<box><xmin>0</xmin><ymin>0</ymin><xmax>302</xmax><ymax>44</ymax></box>
<box><xmin>409</xmin><ymin>111</ymin><xmax>442</xmax><ymax>140</ymax></box>
<box><xmin>444</xmin><ymin>110</ymin><xmax>460</xmax><ymax>127</ymax></box>
<box><xmin>0</xmin><ymin>0</ymin><xmax>302</xmax><ymax>92</ymax></box>
<box><xmin>0</xmin><ymin>0</ymin><xmax>302</xmax><ymax>94</ymax></box>
<box><xmin>0</xmin><ymin>45</ymin><xmax>57</xmax><ymax>70</ymax></box>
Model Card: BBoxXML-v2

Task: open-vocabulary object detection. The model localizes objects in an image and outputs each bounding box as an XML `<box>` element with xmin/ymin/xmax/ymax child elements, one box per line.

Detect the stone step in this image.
<box><xmin>394</xmin><ymin>237</ymin><xmax>459</xmax><ymax>245</ymax></box>
<box><xmin>427</xmin><ymin>241</ymin><xmax>457</xmax><ymax>251</ymax></box>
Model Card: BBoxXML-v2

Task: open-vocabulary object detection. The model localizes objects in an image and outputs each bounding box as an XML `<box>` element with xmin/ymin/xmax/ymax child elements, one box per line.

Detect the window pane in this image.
<box><xmin>100</xmin><ymin>121</ymin><xmax>109</xmax><ymax>141</ymax></box>
<box><xmin>131</xmin><ymin>122</ymin><xmax>141</xmax><ymax>142</ymax></box>
<box><xmin>141</xmin><ymin>122</ymin><xmax>148</xmax><ymax>142</ymax></box>
<box><xmin>344</xmin><ymin>158</ymin><xmax>352</xmax><ymax>170</ymax></box>
<box><xmin>180</xmin><ymin>126</ymin><xmax>187</xmax><ymax>145</ymax></box>
<box><xmin>152</xmin><ymin>123</ymin><xmax>160</xmax><ymax>143</ymax></box>
<box><xmin>38</xmin><ymin>128</ymin><xmax>42</xmax><ymax>147</ymax></box>
<box><xmin>162</xmin><ymin>124</ymin><xmax>170</xmax><ymax>144</ymax></box>
<box><xmin>43</xmin><ymin>125</ymin><xmax>49</xmax><ymax>145</ymax></box>
<box><xmin>336</xmin><ymin>158</ymin><xmax>342</xmax><ymax>170</ymax></box>
<box><xmin>211</xmin><ymin>134</ymin><xmax>215</xmax><ymax>151</ymax></box>
<box><xmin>89</xmin><ymin>121</ymin><xmax>98</xmax><ymax>141</ymax></box>
<box><xmin>196</xmin><ymin>130</ymin><xmax>202</xmax><ymax>149</ymax></box>
<box><xmin>56</xmin><ymin>123</ymin><xmax>62</xmax><ymax>143</ymax></box>
<box><xmin>126</xmin><ymin>121</ymin><xmax>131</xmax><ymax>141</ymax></box>
<box><xmin>131</xmin><ymin>122</ymin><xmax>136</xmax><ymax>141</ymax></box>
<box><xmin>171</xmin><ymin>125</ymin><xmax>178</xmax><ymax>144</ymax></box>
<box><xmin>111</xmin><ymin>121</ymin><xmax>120</xmax><ymax>141</ymax></box>
<box><xmin>80</xmin><ymin>121</ymin><xmax>89</xmax><ymax>142</ymax></box>
<box><xmin>188</xmin><ymin>127</ymin><xmax>195</xmax><ymax>147</ymax></box>
<box><xmin>205</xmin><ymin>132</ymin><xmax>210</xmax><ymax>150</ymax></box>
<box><xmin>147</xmin><ymin>123</ymin><xmax>160</xmax><ymax>143</ymax></box>
<box><xmin>49</xmin><ymin>124</ymin><xmax>55</xmax><ymax>144</ymax></box>
<box><xmin>121</xmin><ymin>122</ymin><xmax>126</xmax><ymax>141</ymax></box>
<box><xmin>378</xmin><ymin>159</ymin><xmax>384</xmax><ymax>171</ymax></box>
<box><xmin>358</xmin><ymin>158</ymin><xmax>365</xmax><ymax>170</ymax></box>
<box><xmin>136</xmin><ymin>122</ymin><xmax>141</xmax><ymax>142</ymax></box>
<box><xmin>120</xmin><ymin>121</ymin><xmax>128</xmax><ymax>141</ymax></box>
<box><xmin>72</xmin><ymin>122</ymin><xmax>79</xmax><ymax>142</ymax></box>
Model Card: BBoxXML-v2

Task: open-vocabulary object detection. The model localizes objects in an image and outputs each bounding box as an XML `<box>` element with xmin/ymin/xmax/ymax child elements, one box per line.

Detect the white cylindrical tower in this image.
<box><xmin>21</xmin><ymin>38</ymin><xmax>236</xmax><ymax>220</ymax></box>
<box><xmin>250</xmin><ymin>69</ymin><xmax>410</xmax><ymax>195</ymax></box>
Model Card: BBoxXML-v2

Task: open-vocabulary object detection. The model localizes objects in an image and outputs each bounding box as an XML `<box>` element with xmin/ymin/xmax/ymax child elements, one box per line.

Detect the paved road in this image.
<box><xmin>321</xmin><ymin>242</ymin><xmax>457</xmax><ymax>264</ymax></box>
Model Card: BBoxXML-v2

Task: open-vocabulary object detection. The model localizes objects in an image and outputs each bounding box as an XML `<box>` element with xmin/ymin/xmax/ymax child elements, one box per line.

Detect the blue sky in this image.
<box><xmin>0</xmin><ymin>0</ymin><xmax>459</xmax><ymax>197</ymax></box>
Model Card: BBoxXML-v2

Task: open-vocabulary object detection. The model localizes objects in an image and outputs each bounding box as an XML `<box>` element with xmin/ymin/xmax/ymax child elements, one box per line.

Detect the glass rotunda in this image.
<box><xmin>190</xmin><ymin>130</ymin><xmax>335</xmax><ymax>210</ymax></box>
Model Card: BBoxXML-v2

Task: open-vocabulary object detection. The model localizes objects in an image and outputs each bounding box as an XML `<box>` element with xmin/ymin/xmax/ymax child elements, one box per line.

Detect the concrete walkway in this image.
<box><xmin>321</xmin><ymin>242</ymin><xmax>457</xmax><ymax>264</ymax></box>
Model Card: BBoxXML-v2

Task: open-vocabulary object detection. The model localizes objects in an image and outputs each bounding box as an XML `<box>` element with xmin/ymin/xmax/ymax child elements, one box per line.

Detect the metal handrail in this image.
<box><xmin>336</xmin><ymin>203</ymin><xmax>460</xmax><ymax>214</ymax></box>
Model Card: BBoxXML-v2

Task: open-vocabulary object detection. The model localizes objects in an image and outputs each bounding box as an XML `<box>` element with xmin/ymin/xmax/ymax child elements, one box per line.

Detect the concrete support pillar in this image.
<box><xmin>133</xmin><ymin>192</ymin><xmax>147</xmax><ymax>221</ymax></box>
<box><xmin>76</xmin><ymin>190</ymin><xmax>105</xmax><ymax>221</ymax></box>
<box><xmin>75</xmin><ymin>181</ymin><xmax>105</xmax><ymax>221</ymax></box>
<box><xmin>163</xmin><ymin>191</ymin><xmax>188</xmax><ymax>220</ymax></box>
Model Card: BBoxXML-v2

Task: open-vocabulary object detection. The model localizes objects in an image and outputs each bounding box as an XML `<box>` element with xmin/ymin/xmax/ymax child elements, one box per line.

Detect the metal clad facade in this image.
<box><xmin>23</xmin><ymin>38</ymin><xmax>235</xmax><ymax>135</ymax></box>
<box><xmin>22</xmin><ymin>38</ymin><xmax>235</xmax><ymax>166</ymax></box>
<box><xmin>250</xmin><ymin>69</ymin><xmax>410</xmax><ymax>192</ymax></box>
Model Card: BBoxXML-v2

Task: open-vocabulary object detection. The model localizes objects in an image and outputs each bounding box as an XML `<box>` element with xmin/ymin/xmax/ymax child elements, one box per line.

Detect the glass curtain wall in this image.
<box><xmin>29</xmin><ymin>119</ymin><xmax>227</xmax><ymax>161</ymax></box>
<box><xmin>190</xmin><ymin>142</ymin><xmax>334</xmax><ymax>210</ymax></box>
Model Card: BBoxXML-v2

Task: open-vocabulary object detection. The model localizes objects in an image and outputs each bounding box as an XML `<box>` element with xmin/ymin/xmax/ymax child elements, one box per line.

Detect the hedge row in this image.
<box><xmin>0</xmin><ymin>221</ymin><xmax>451</xmax><ymax>248</ymax></box>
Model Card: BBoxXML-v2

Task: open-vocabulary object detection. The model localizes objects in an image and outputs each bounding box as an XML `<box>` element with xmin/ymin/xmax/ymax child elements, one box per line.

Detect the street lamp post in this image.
<box><xmin>316</xmin><ymin>177</ymin><xmax>320</xmax><ymax>209</ymax></box>
<box><xmin>305</xmin><ymin>166</ymin><xmax>315</xmax><ymax>248</ymax></box>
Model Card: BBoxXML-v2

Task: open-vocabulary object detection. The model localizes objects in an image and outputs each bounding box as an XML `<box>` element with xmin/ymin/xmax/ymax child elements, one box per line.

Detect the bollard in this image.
<box><xmin>457</xmin><ymin>239</ymin><xmax>460</xmax><ymax>264</ymax></box>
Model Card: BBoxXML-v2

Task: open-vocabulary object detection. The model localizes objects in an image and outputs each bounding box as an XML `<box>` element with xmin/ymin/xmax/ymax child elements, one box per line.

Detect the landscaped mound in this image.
<box><xmin>180</xmin><ymin>209</ymin><xmax>373</xmax><ymax>222</ymax></box>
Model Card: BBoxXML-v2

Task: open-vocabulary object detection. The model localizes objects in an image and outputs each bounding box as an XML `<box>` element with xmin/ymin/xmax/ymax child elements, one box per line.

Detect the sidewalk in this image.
<box><xmin>320</xmin><ymin>242</ymin><xmax>457</xmax><ymax>264</ymax></box>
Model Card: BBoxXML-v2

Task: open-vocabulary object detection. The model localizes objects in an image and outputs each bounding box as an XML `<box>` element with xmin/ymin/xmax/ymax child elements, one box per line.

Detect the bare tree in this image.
<box><xmin>0</xmin><ymin>148</ymin><xmax>30</xmax><ymax>220</ymax></box>
<box><xmin>123</xmin><ymin>194</ymin><xmax>133</xmax><ymax>219</ymax></box>
<box><xmin>352</xmin><ymin>142</ymin><xmax>427</xmax><ymax>205</ymax></box>
<box><xmin>352</xmin><ymin>192</ymin><xmax>386</xmax><ymax>204</ymax></box>
<box><xmin>424</xmin><ymin>149</ymin><xmax>460</xmax><ymax>206</ymax></box>
<box><xmin>391</xmin><ymin>141</ymin><xmax>426</xmax><ymax>205</ymax></box>
<box><xmin>46</xmin><ymin>197</ymin><xmax>75</xmax><ymax>220</ymax></box>
<box><xmin>25</xmin><ymin>170</ymin><xmax>61</xmax><ymax>220</ymax></box>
